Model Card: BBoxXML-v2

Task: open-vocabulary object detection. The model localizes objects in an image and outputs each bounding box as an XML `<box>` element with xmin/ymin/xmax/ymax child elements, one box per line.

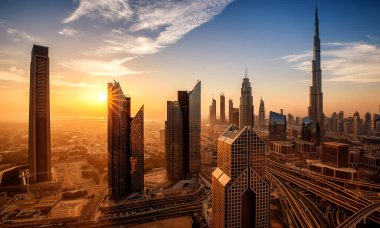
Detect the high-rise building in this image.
<box><xmin>269</xmin><ymin>111</ymin><xmax>286</xmax><ymax>141</ymax></box>
<box><xmin>228</xmin><ymin>99</ymin><xmax>233</xmax><ymax>124</ymax></box>
<box><xmin>189</xmin><ymin>81</ymin><xmax>201</xmax><ymax>176</ymax></box>
<box><xmin>321</xmin><ymin>142</ymin><xmax>349</xmax><ymax>168</ymax></box>
<box><xmin>353</xmin><ymin>111</ymin><xmax>361</xmax><ymax>137</ymax></box>
<box><xmin>259</xmin><ymin>97</ymin><xmax>265</xmax><ymax>128</ymax></box>
<box><xmin>231</xmin><ymin>108</ymin><xmax>239</xmax><ymax>127</ymax></box>
<box><xmin>166</xmin><ymin>81</ymin><xmax>201</xmax><ymax>180</ymax></box>
<box><xmin>220</xmin><ymin>93</ymin><xmax>225</xmax><ymax>124</ymax></box>
<box><xmin>239</xmin><ymin>72</ymin><xmax>254</xmax><ymax>129</ymax></box>
<box><xmin>308</xmin><ymin>6</ymin><xmax>324</xmax><ymax>135</ymax></box>
<box><xmin>331</xmin><ymin>112</ymin><xmax>338</xmax><ymax>132</ymax></box>
<box><xmin>364</xmin><ymin>112</ymin><xmax>371</xmax><ymax>136</ymax></box>
<box><xmin>210</xmin><ymin>98</ymin><xmax>217</xmax><ymax>127</ymax></box>
<box><xmin>108</xmin><ymin>81</ymin><xmax>144</xmax><ymax>200</ymax></box>
<box><xmin>130</xmin><ymin>106</ymin><xmax>144</xmax><ymax>193</ymax></box>
<box><xmin>166</xmin><ymin>101</ymin><xmax>183</xmax><ymax>181</ymax></box>
<box><xmin>212</xmin><ymin>126</ymin><xmax>270</xmax><ymax>228</ymax></box>
<box><xmin>28</xmin><ymin>45</ymin><xmax>51</xmax><ymax>184</ymax></box>
<box><xmin>301</xmin><ymin>117</ymin><xmax>320</xmax><ymax>143</ymax></box>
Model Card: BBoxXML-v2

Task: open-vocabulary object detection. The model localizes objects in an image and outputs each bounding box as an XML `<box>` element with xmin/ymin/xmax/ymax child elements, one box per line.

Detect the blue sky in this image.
<box><xmin>0</xmin><ymin>0</ymin><xmax>379</xmax><ymax>121</ymax></box>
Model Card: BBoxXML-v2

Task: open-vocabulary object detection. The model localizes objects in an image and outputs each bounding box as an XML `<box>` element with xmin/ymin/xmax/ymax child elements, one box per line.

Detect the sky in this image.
<box><xmin>0</xmin><ymin>0</ymin><xmax>379</xmax><ymax>122</ymax></box>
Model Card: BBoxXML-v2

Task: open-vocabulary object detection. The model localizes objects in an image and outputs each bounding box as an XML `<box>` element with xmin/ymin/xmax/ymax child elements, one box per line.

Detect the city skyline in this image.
<box><xmin>1</xmin><ymin>0</ymin><xmax>380</xmax><ymax>122</ymax></box>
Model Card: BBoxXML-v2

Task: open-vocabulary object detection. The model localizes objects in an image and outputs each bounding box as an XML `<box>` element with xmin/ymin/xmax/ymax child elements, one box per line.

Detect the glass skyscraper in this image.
<box><xmin>269</xmin><ymin>111</ymin><xmax>286</xmax><ymax>141</ymax></box>
<box><xmin>28</xmin><ymin>45</ymin><xmax>51</xmax><ymax>184</ymax></box>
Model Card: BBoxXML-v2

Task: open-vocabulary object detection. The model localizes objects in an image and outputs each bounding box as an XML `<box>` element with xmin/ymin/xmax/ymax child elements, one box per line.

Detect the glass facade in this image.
<box><xmin>189</xmin><ymin>81</ymin><xmax>201</xmax><ymax>176</ymax></box>
<box><xmin>130</xmin><ymin>106</ymin><xmax>144</xmax><ymax>193</ymax></box>
<box><xmin>301</xmin><ymin>117</ymin><xmax>320</xmax><ymax>143</ymax></box>
<box><xmin>269</xmin><ymin>111</ymin><xmax>286</xmax><ymax>141</ymax></box>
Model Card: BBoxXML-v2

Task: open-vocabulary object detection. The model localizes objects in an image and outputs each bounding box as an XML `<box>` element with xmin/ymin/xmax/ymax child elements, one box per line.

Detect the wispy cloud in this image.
<box><xmin>62</xmin><ymin>57</ymin><xmax>140</xmax><ymax>77</ymax></box>
<box><xmin>6</xmin><ymin>28</ymin><xmax>43</xmax><ymax>43</ymax></box>
<box><xmin>63</xmin><ymin>0</ymin><xmax>234</xmax><ymax>56</ymax></box>
<box><xmin>58</xmin><ymin>27</ymin><xmax>80</xmax><ymax>37</ymax></box>
<box><xmin>0</xmin><ymin>66</ymin><xmax>27</xmax><ymax>83</ymax></box>
<box><xmin>62</xmin><ymin>0</ymin><xmax>133</xmax><ymax>23</ymax></box>
<box><xmin>281</xmin><ymin>42</ymin><xmax>380</xmax><ymax>83</ymax></box>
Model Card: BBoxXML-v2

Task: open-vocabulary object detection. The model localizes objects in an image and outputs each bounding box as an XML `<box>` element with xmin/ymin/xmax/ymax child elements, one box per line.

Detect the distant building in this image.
<box><xmin>269</xmin><ymin>111</ymin><xmax>286</xmax><ymax>141</ymax></box>
<box><xmin>228</xmin><ymin>99</ymin><xmax>233</xmax><ymax>124</ymax></box>
<box><xmin>210</xmin><ymin>99</ymin><xmax>217</xmax><ymax>127</ymax></box>
<box><xmin>343</xmin><ymin>121</ymin><xmax>351</xmax><ymax>136</ymax></box>
<box><xmin>259</xmin><ymin>97</ymin><xmax>265</xmax><ymax>128</ymax></box>
<box><xmin>166</xmin><ymin>81</ymin><xmax>201</xmax><ymax>180</ymax></box>
<box><xmin>337</xmin><ymin>119</ymin><xmax>344</xmax><ymax>135</ymax></box>
<box><xmin>159</xmin><ymin>128</ymin><xmax>165</xmax><ymax>143</ymax></box>
<box><xmin>108</xmin><ymin>81</ymin><xmax>144</xmax><ymax>200</ymax></box>
<box><xmin>231</xmin><ymin>108</ymin><xmax>239</xmax><ymax>127</ymax></box>
<box><xmin>321</xmin><ymin>142</ymin><xmax>349</xmax><ymax>168</ymax></box>
<box><xmin>29</xmin><ymin>45</ymin><xmax>51</xmax><ymax>183</ymax></box>
<box><xmin>239</xmin><ymin>72</ymin><xmax>254</xmax><ymax>129</ymax></box>
<box><xmin>220</xmin><ymin>93</ymin><xmax>225</xmax><ymax>124</ymax></box>
<box><xmin>364</xmin><ymin>112</ymin><xmax>371</xmax><ymax>136</ymax></box>
<box><xmin>353</xmin><ymin>111</ymin><xmax>361</xmax><ymax>137</ymax></box>
<box><xmin>212</xmin><ymin>126</ymin><xmax>270</xmax><ymax>228</ymax></box>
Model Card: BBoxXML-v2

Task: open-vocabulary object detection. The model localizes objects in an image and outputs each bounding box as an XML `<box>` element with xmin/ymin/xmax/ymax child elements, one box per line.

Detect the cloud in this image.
<box><xmin>62</xmin><ymin>57</ymin><xmax>140</xmax><ymax>77</ymax></box>
<box><xmin>6</xmin><ymin>28</ymin><xmax>43</xmax><ymax>43</ymax></box>
<box><xmin>58</xmin><ymin>27</ymin><xmax>80</xmax><ymax>37</ymax></box>
<box><xmin>62</xmin><ymin>0</ymin><xmax>133</xmax><ymax>23</ymax></box>
<box><xmin>63</xmin><ymin>0</ymin><xmax>234</xmax><ymax>55</ymax></box>
<box><xmin>0</xmin><ymin>66</ymin><xmax>27</xmax><ymax>83</ymax></box>
<box><xmin>281</xmin><ymin>42</ymin><xmax>380</xmax><ymax>83</ymax></box>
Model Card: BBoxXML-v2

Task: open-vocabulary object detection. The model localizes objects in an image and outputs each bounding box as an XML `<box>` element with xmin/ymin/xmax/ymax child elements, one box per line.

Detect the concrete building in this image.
<box><xmin>239</xmin><ymin>72</ymin><xmax>254</xmax><ymax>129</ymax></box>
<box><xmin>228</xmin><ymin>99</ymin><xmax>233</xmax><ymax>124</ymax></box>
<box><xmin>28</xmin><ymin>45</ymin><xmax>51</xmax><ymax>183</ymax></box>
<box><xmin>364</xmin><ymin>112</ymin><xmax>371</xmax><ymax>136</ymax></box>
<box><xmin>212</xmin><ymin>126</ymin><xmax>270</xmax><ymax>228</ymax></box>
<box><xmin>308</xmin><ymin>7</ymin><xmax>324</xmax><ymax>135</ymax></box>
<box><xmin>321</xmin><ymin>142</ymin><xmax>349</xmax><ymax>168</ymax></box>
<box><xmin>108</xmin><ymin>81</ymin><xmax>144</xmax><ymax>200</ymax></box>
<box><xmin>166</xmin><ymin>81</ymin><xmax>201</xmax><ymax>180</ymax></box>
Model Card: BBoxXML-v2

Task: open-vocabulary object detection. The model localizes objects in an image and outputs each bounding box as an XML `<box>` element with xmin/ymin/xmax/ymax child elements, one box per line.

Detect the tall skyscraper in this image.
<box><xmin>353</xmin><ymin>111</ymin><xmax>361</xmax><ymax>137</ymax></box>
<box><xmin>220</xmin><ymin>93</ymin><xmax>225</xmax><ymax>124</ymax></box>
<box><xmin>165</xmin><ymin>101</ymin><xmax>183</xmax><ymax>180</ymax></box>
<box><xmin>239</xmin><ymin>72</ymin><xmax>254</xmax><ymax>129</ymax></box>
<box><xmin>228</xmin><ymin>99</ymin><xmax>233</xmax><ymax>124</ymax></box>
<box><xmin>166</xmin><ymin>81</ymin><xmax>201</xmax><ymax>180</ymax></box>
<box><xmin>108</xmin><ymin>81</ymin><xmax>144</xmax><ymax>200</ymax></box>
<box><xmin>189</xmin><ymin>81</ymin><xmax>201</xmax><ymax>176</ymax></box>
<box><xmin>308</xmin><ymin>6</ymin><xmax>324</xmax><ymax>135</ymax></box>
<box><xmin>212</xmin><ymin>126</ymin><xmax>270</xmax><ymax>228</ymax></box>
<box><xmin>364</xmin><ymin>112</ymin><xmax>371</xmax><ymax>136</ymax></box>
<box><xmin>130</xmin><ymin>106</ymin><xmax>144</xmax><ymax>193</ymax></box>
<box><xmin>210</xmin><ymin>98</ymin><xmax>217</xmax><ymax>127</ymax></box>
<box><xmin>259</xmin><ymin>97</ymin><xmax>265</xmax><ymax>128</ymax></box>
<box><xmin>28</xmin><ymin>45</ymin><xmax>51</xmax><ymax>184</ymax></box>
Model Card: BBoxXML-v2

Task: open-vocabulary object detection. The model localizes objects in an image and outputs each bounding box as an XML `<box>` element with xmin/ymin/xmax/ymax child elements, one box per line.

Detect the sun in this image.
<box><xmin>97</xmin><ymin>93</ymin><xmax>107</xmax><ymax>102</ymax></box>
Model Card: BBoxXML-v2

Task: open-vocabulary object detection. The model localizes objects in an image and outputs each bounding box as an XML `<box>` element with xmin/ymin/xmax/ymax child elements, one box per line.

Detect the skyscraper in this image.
<box><xmin>353</xmin><ymin>111</ymin><xmax>361</xmax><ymax>137</ymax></box>
<box><xmin>259</xmin><ymin>97</ymin><xmax>265</xmax><ymax>128</ymax></box>
<box><xmin>228</xmin><ymin>99</ymin><xmax>233</xmax><ymax>124</ymax></box>
<box><xmin>165</xmin><ymin>101</ymin><xmax>183</xmax><ymax>181</ymax></box>
<box><xmin>308</xmin><ymin>6</ymin><xmax>324</xmax><ymax>135</ymax></box>
<box><xmin>189</xmin><ymin>81</ymin><xmax>201</xmax><ymax>176</ymax></box>
<box><xmin>28</xmin><ymin>45</ymin><xmax>51</xmax><ymax>184</ymax></box>
<box><xmin>210</xmin><ymin>98</ymin><xmax>217</xmax><ymax>127</ymax></box>
<box><xmin>239</xmin><ymin>72</ymin><xmax>254</xmax><ymax>129</ymax></box>
<box><xmin>220</xmin><ymin>93</ymin><xmax>225</xmax><ymax>124</ymax></box>
<box><xmin>166</xmin><ymin>81</ymin><xmax>201</xmax><ymax>180</ymax></box>
<box><xmin>212</xmin><ymin>126</ymin><xmax>270</xmax><ymax>228</ymax></box>
<box><xmin>108</xmin><ymin>81</ymin><xmax>144</xmax><ymax>200</ymax></box>
<box><xmin>130</xmin><ymin>106</ymin><xmax>144</xmax><ymax>193</ymax></box>
<box><xmin>364</xmin><ymin>112</ymin><xmax>371</xmax><ymax>136</ymax></box>
<box><xmin>269</xmin><ymin>111</ymin><xmax>287</xmax><ymax>141</ymax></box>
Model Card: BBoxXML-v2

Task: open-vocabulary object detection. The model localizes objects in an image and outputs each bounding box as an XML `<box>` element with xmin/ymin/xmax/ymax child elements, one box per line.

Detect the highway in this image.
<box><xmin>266</xmin><ymin>160</ymin><xmax>380</xmax><ymax>225</ymax></box>
<box><xmin>336</xmin><ymin>202</ymin><xmax>380</xmax><ymax>228</ymax></box>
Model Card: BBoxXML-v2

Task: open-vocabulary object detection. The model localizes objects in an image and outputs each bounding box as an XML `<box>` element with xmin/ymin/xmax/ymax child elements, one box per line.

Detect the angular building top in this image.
<box><xmin>239</xmin><ymin>71</ymin><xmax>254</xmax><ymax>129</ymax></box>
